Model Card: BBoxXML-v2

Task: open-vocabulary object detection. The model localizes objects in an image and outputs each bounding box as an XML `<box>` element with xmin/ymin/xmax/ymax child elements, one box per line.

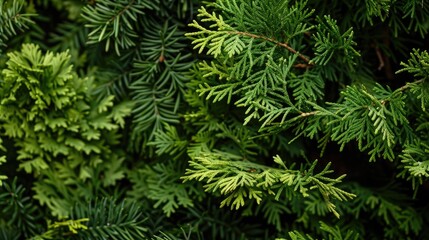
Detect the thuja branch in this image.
<box><xmin>229</xmin><ymin>31</ymin><xmax>311</xmax><ymax>63</ymax></box>
<box><xmin>188</xmin><ymin>7</ymin><xmax>314</xmax><ymax>65</ymax></box>
<box><xmin>298</xmin><ymin>79</ymin><xmax>425</xmax><ymax>119</ymax></box>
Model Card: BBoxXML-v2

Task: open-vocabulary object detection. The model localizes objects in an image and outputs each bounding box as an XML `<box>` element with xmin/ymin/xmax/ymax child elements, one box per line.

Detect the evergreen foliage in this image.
<box><xmin>0</xmin><ymin>178</ymin><xmax>43</xmax><ymax>238</ymax></box>
<box><xmin>0</xmin><ymin>0</ymin><xmax>35</xmax><ymax>54</ymax></box>
<box><xmin>0</xmin><ymin>0</ymin><xmax>429</xmax><ymax>239</ymax></box>
<box><xmin>0</xmin><ymin>43</ymin><xmax>132</xmax><ymax>217</ymax></box>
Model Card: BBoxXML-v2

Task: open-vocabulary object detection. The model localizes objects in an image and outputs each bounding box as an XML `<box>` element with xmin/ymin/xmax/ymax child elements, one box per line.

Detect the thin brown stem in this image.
<box><xmin>294</xmin><ymin>63</ymin><xmax>313</xmax><ymax>69</ymax></box>
<box><xmin>109</xmin><ymin>0</ymin><xmax>135</xmax><ymax>23</ymax></box>
<box><xmin>229</xmin><ymin>31</ymin><xmax>312</xmax><ymax>64</ymax></box>
<box><xmin>375</xmin><ymin>46</ymin><xmax>384</xmax><ymax>71</ymax></box>
<box><xmin>300</xmin><ymin>111</ymin><xmax>319</xmax><ymax>117</ymax></box>
<box><xmin>398</xmin><ymin>79</ymin><xmax>424</xmax><ymax>92</ymax></box>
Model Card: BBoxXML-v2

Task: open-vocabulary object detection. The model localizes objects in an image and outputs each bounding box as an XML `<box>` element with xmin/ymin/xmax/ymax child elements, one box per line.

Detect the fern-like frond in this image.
<box><xmin>82</xmin><ymin>0</ymin><xmax>158</xmax><ymax>55</ymax></box>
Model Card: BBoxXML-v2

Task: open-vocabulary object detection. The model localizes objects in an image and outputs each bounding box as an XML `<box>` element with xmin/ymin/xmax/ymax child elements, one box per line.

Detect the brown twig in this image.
<box><xmin>109</xmin><ymin>0</ymin><xmax>135</xmax><ymax>22</ymax></box>
<box><xmin>229</xmin><ymin>31</ymin><xmax>313</xmax><ymax>64</ymax></box>
<box><xmin>294</xmin><ymin>63</ymin><xmax>313</xmax><ymax>69</ymax></box>
<box><xmin>398</xmin><ymin>79</ymin><xmax>424</xmax><ymax>92</ymax></box>
<box><xmin>375</xmin><ymin>46</ymin><xmax>384</xmax><ymax>71</ymax></box>
<box><xmin>372</xmin><ymin>27</ymin><xmax>394</xmax><ymax>80</ymax></box>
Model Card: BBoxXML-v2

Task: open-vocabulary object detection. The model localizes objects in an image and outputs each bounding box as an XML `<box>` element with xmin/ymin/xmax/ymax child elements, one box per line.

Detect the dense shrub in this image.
<box><xmin>0</xmin><ymin>0</ymin><xmax>429</xmax><ymax>239</ymax></box>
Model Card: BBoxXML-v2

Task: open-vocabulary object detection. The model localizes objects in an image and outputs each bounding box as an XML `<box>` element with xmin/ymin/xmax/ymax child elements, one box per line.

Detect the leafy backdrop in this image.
<box><xmin>0</xmin><ymin>0</ymin><xmax>429</xmax><ymax>239</ymax></box>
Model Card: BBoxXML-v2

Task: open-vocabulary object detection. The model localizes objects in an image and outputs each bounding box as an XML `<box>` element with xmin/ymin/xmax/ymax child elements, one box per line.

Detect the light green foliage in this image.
<box><xmin>187</xmin><ymin>0</ymin><xmax>360</xmax><ymax>133</ymax></box>
<box><xmin>184</xmin><ymin>1</ymin><xmax>359</xmax><ymax>219</ymax></box>
<box><xmin>49</xmin><ymin>218</ymin><xmax>89</xmax><ymax>234</ymax></box>
<box><xmin>0</xmin><ymin>155</ymin><xmax>6</xmax><ymax>186</ymax></box>
<box><xmin>29</xmin><ymin>198</ymin><xmax>149</xmax><ymax>239</ymax></box>
<box><xmin>364</xmin><ymin>0</ymin><xmax>393</xmax><ymax>22</ymax></box>
<box><xmin>394</xmin><ymin>49</ymin><xmax>429</xmax><ymax>193</ymax></box>
<box><xmin>31</xmin><ymin>218</ymin><xmax>89</xmax><ymax>239</ymax></box>
<box><xmin>0</xmin><ymin>43</ymin><xmax>132</xmax><ymax>217</ymax></box>
<box><xmin>397</xmin><ymin>49</ymin><xmax>429</xmax><ymax>110</ymax></box>
<box><xmin>186</xmin><ymin>0</ymin><xmax>426</xmax><ymax>164</ymax></box>
<box><xmin>183</xmin><ymin>153</ymin><xmax>355</xmax><ymax>217</ymax></box>
<box><xmin>399</xmin><ymin>142</ymin><xmax>429</xmax><ymax>190</ymax></box>
<box><xmin>179</xmin><ymin>90</ymin><xmax>354</xmax><ymax>230</ymax></box>
<box><xmin>286</xmin><ymin>221</ymin><xmax>359</xmax><ymax>240</ymax></box>
<box><xmin>307</xmin><ymin>84</ymin><xmax>411</xmax><ymax>161</ymax></box>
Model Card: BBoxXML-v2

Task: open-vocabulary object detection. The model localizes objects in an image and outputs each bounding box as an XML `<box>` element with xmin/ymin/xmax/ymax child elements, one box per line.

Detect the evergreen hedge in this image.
<box><xmin>1</xmin><ymin>0</ymin><xmax>429</xmax><ymax>239</ymax></box>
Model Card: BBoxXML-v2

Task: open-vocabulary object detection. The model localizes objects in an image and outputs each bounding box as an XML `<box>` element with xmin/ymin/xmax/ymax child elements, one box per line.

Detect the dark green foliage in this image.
<box><xmin>127</xmin><ymin>160</ymin><xmax>203</xmax><ymax>217</ymax></box>
<box><xmin>0</xmin><ymin>0</ymin><xmax>35</xmax><ymax>53</ymax></box>
<box><xmin>0</xmin><ymin>178</ymin><xmax>43</xmax><ymax>239</ymax></box>
<box><xmin>1</xmin><ymin>0</ymin><xmax>429</xmax><ymax>239</ymax></box>
<box><xmin>68</xmin><ymin>198</ymin><xmax>148</xmax><ymax>239</ymax></box>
